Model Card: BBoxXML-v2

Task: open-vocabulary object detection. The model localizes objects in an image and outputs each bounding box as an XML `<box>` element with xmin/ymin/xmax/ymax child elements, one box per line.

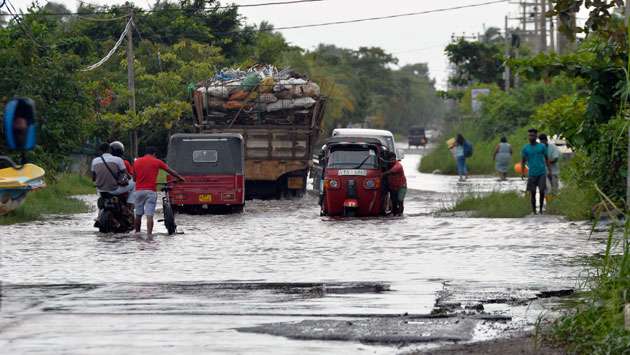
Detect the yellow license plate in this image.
<box><xmin>198</xmin><ymin>194</ymin><xmax>213</xmax><ymax>202</ymax></box>
<box><xmin>287</xmin><ymin>177</ymin><xmax>304</xmax><ymax>189</ymax></box>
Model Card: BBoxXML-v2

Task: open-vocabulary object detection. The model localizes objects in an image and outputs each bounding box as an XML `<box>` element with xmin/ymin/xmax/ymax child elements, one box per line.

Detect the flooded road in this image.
<box><xmin>0</xmin><ymin>154</ymin><xmax>605</xmax><ymax>354</ymax></box>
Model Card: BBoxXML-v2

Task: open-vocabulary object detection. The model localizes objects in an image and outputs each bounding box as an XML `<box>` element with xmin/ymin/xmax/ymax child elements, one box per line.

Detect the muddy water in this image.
<box><xmin>0</xmin><ymin>155</ymin><xmax>605</xmax><ymax>354</ymax></box>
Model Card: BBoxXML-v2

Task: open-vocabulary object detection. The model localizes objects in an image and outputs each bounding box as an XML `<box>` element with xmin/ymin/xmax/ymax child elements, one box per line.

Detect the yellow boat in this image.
<box><xmin>0</xmin><ymin>163</ymin><xmax>46</xmax><ymax>216</ymax></box>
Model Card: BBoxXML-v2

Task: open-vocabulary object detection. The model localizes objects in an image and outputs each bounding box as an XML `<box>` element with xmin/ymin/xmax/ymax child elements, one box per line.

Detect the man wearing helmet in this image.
<box><xmin>110</xmin><ymin>141</ymin><xmax>135</xmax><ymax>178</ymax></box>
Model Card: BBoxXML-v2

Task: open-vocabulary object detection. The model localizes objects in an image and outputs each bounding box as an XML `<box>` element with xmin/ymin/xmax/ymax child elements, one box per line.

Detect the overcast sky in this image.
<box><xmin>11</xmin><ymin>0</ymin><xmax>522</xmax><ymax>89</ymax></box>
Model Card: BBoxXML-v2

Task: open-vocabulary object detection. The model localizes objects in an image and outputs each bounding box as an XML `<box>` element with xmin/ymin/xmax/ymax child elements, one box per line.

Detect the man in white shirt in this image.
<box><xmin>91</xmin><ymin>143</ymin><xmax>132</xmax><ymax>196</ymax></box>
<box><xmin>539</xmin><ymin>134</ymin><xmax>561</xmax><ymax>196</ymax></box>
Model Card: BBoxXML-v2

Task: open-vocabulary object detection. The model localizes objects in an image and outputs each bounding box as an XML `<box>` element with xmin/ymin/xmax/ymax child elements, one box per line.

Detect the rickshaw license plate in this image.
<box><xmin>198</xmin><ymin>194</ymin><xmax>213</xmax><ymax>202</ymax></box>
<box><xmin>338</xmin><ymin>169</ymin><xmax>368</xmax><ymax>176</ymax></box>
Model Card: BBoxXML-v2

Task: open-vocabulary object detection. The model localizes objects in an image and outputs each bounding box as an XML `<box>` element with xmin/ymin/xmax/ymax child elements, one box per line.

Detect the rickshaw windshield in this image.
<box><xmin>327</xmin><ymin>147</ymin><xmax>378</xmax><ymax>169</ymax></box>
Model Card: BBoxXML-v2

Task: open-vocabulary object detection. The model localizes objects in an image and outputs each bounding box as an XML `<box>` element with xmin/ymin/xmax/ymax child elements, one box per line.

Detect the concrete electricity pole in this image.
<box><xmin>127</xmin><ymin>8</ymin><xmax>137</xmax><ymax>158</ymax></box>
<box><xmin>504</xmin><ymin>16</ymin><xmax>511</xmax><ymax>90</ymax></box>
<box><xmin>626</xmin><ymin>0</ymin><xmax>630</xmax><ymax>211</ymax></box>
<box><xmin>539</xmin><ymin>0</ymin><xmax>548</xmax><ymax>52</ymax></box>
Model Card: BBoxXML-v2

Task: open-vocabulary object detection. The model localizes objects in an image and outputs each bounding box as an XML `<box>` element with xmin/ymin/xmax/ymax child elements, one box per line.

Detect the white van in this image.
<box><xmin>332</xmin><ymin>128</ymin><xmax>404</xmax><ymax>159</ymax></box>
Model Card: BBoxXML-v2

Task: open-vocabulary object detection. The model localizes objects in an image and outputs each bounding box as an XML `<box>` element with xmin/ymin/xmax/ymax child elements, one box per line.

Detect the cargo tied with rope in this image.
<box><xmin>192</xmin><ymin>65</ymin><xmax>324</xmax><ymax>127</ymax></box>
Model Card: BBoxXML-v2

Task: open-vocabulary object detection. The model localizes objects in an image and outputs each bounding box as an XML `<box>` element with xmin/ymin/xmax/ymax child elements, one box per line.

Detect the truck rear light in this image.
<box><xmin>222</xmin><ymin>192</ymin><xmax>236</xmax><ymax>201</ymax></box>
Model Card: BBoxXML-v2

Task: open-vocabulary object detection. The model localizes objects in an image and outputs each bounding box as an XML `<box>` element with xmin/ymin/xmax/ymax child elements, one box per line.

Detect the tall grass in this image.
<box><xmin>420</xmin><ymin>123</ymin><xmax>529</xmax><ymax>176</ymax></box>
<box><xmin>0</xmin><ymin>173</ymin><xmax>94</xmax><ymax>225</ymax></box>
<box><xmin>549</xmin><ymin>217</ymin><xmax>630</xmax><ymax>353</ymax></box>
<box><xmin>547</xmin><ymin>184</ymin><xmax>598</xmax><ymax>221</ymax></box>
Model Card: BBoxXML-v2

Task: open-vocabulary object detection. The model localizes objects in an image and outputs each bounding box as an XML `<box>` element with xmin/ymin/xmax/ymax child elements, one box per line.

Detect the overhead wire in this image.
<box><xmin>75</xmin><ymin>14</ymin><xmax>128</xmax><ymax>22</ymax></box>
<box><xmin>82</xmin><ymin>18</ymin><xmax>133</xmax><ymax>71</ymax></box>
<box><xmin>26</xmin><ymin>0</ymin><xmax>325</xmax><ymax>16</ymax></box>
<box><xmin>272</xmin><ymin>0</ymin><xmax>509</xmax><ymax>31</ymax></box>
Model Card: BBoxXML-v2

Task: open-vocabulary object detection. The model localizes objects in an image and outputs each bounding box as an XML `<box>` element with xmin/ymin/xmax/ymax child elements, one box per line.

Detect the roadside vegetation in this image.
<box><xmin>0</xmin><ymin>174</ymin><xmax>94</xmax><ymax>225</ymax></box>
<box><xmin>548</xmin><ymin>217</ymin><xmax>630</xmax><ymax>353</ymax></box>
<box><xmin>437</xmin><ymin>2</ymin><xmax>630</xmax><ymax>348</ymax></box>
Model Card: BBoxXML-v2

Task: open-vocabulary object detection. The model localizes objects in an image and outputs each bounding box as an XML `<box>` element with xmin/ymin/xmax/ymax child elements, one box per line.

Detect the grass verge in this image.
<box><xmin>446</xmin><ymin>185</ymin><xmax>596</xmax><ymax>220</ymax></box>
<box><xmin>0</xmin><ymin>173</ymin><xmax>94</xmax><ymax>225</ymax></box>
<box><xmin>420</xmin><ymin>123</ymin><xmax>528</xmax><ymax>176</ymax></box>
<box><xmin>446</xmin><ymin>191</ymin><xmax>531</xmax><ymax>218</ymax></box>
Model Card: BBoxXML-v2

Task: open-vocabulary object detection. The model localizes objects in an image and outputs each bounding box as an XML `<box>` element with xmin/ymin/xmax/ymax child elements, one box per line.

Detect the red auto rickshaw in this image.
<box><xmin>320</xmin><ymin>137</ymin><xmax>391</xmax><ymax>217</ymax></box>
<box><xmin>166</xmin><ymin>133</ymin><xmax>245</xmax><ymax>213</ymax></box>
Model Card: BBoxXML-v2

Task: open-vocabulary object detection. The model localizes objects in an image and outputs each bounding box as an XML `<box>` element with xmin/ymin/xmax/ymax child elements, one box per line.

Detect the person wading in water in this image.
<box><xmin>521</xmin><ymin>128</ymin><xmax>551</xmax><ymax>214</ymax></box>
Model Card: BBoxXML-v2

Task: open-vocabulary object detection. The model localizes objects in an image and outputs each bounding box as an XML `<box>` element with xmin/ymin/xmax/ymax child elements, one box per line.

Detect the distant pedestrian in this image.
<box><xmin>521</xmin><ymin>128</ymin><xmax>551</xmax><ymax>215</ymax></box>
<box><xmin>493</xmin><ymin>136</ymin><xmax>512</xmax><ymax>181</ymax></box>
<box><xmin>539</xmin><ymin>134</ymin><xmax>561</xmax><ymax>197</ymax></box>
<box><xmin>133</xmin><ymin>146</ymin><xmax>185</xmax><ymax>235</ymax></box>
<box><xmin>454</xmin><ymin>134</ymin><xmax>473</xmax><ymax>181</ymax></box>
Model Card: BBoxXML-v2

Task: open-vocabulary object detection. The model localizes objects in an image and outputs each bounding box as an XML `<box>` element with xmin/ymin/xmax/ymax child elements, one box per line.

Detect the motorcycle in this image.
<box><xmin>95</xmin><ymin>193</ymin><xmax>134</xmax><ymax>233</ymax></box>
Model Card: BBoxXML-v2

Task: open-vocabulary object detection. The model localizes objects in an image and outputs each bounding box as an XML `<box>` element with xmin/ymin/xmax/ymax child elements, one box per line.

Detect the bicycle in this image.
<box><xmin>158</xmin><ymin>183</ymin><xmax>177</xmax><ymax>235</ymax></box>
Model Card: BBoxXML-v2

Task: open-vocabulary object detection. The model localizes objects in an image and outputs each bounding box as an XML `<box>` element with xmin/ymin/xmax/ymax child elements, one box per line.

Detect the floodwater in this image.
<box><xmin>0</xmin><ymin>154</ymin><xmax>606</xmax><ymax>354</ymax></box>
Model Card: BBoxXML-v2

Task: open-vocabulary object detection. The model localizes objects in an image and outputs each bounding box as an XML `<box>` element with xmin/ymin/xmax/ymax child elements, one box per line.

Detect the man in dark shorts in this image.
<box><xmin>521</xmin><ymin>128</ymin><xmax>551</xmax><ymax>214</ymax></box>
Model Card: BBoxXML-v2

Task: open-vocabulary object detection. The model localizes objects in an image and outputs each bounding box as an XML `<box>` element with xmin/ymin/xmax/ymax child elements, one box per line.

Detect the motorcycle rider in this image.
<box><xmin>91</xmin><ymin>143</ymin><xmax>133</xmax><ymax>229</ymax></box>
<box><xmin>110</xmin><ymin>141</ymin><xmax>136</xmax><ymax>202</ymax></box>
<box><xmin>110</xmin><ymin>141</ymin><xmax>135</xmax><ymax>178</ymax></box>
<box><xmin>91</xmin><ymin>143</ymin><xmax>133</xmax><ymax>197</ymax></box>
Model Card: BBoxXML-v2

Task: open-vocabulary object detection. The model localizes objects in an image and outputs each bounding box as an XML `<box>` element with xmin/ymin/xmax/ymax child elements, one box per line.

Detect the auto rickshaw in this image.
<box><xmin>408</xmin><ymin>126</ymin><xmax>427</xmax><ymax>147</ymax></box>
<box><xmin>166</xmin><ymin>133</ymin><xmax>245</xmax><ymax>213</ymax></box>
<box><xmin>320</xmin><ymin>137</ymin><xmax>391</xmax><ymax>217</ymax></box>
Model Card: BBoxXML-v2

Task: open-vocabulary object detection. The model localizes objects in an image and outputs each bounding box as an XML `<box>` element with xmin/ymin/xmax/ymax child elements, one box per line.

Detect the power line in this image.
<box><xmin>273</xmin><ymin>0</ymin><xmax>509</xmax><ymax>31</ymax></box>
<box><xmin>75</xmin><ymin>14</ymin><xmax>128</xmax><ymax>22</ymax></box>
<box><xmin>25</xmin><ymin>0</ymin><xmax>325</xmax><ymax>16</ymax></box>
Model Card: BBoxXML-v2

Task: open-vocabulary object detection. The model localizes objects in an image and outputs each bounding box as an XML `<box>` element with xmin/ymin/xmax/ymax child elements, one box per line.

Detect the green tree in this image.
<box><xmin>445</xmin><ymin>38</ymin><xmax>504</xmax><ymax>87</ymax></box>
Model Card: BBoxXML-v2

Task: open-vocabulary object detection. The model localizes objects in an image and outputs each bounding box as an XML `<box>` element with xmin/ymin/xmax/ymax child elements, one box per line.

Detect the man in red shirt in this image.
<box><xmin>382</xmin><ymin>151</ymin><xmax>407</xmax><ymax>216</ymax></box>
<box><xmin>133</xmin><ymin>146</ymin><xmax>185</xmax><ymax>235</ymax></box>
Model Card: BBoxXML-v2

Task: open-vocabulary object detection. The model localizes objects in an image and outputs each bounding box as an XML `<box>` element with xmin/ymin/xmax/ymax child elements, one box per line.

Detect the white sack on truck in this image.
<box><xmin>266</xmin><ymin>97</ymin><xmax>316</xmax><ymax>112</ymax></box>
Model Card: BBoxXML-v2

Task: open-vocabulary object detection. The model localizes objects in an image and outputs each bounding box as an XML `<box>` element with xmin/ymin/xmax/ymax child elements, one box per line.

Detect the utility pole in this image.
<box><xmin>626</xmin><ymin>0</ymin><xmax>630</xmax><ymax>211</ymax></box>
<box><xmin>539</xmin><ymin>0</ymin><xmax>547</xmax><ymax>52</ymax></box>
<box><xmin>504</xmin><ymin>16</ymin><xmax>511</xmax><ymax>90</ymax></box>
<box><xmin>549</xmin><ymin>10</ymin><xmax>556</xmax><ymax>52</ymax></box>
<box><xmin>126</xmin><ymin>8</ymin><xmax>137</xmax><ymax>158</ymax></box>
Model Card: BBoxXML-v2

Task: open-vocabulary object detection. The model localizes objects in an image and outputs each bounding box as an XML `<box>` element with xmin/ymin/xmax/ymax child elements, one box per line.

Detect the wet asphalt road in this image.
<box><xmin>0</xmin><ymin>154</ymin><xmax>606</xmax><ymax>354</ymax></box>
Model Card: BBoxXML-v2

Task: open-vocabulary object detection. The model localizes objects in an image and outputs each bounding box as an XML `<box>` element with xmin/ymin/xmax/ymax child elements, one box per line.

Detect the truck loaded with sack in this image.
<box><xmin>191</xmin><ymin>65</ymin><xmax>327</xmax><ymax>199</ymax></box>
